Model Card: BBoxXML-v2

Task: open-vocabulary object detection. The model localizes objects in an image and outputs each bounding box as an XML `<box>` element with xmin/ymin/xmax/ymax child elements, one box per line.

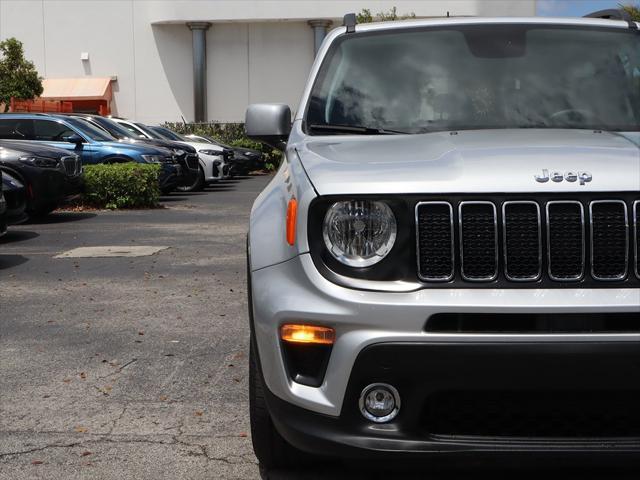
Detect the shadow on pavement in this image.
<box><xmin>0</xmin><ymin>230</ymin><xmax>39</xmax><ymax>244</ymax></box>
<box><xmin>26</xmin><ymin>212</ymin><xmax>97</xmax><ymax>225</ymax></box>
<box><xmin>0</xmin><ymin>254</ymin><xmax>29</xmax><ymax>270</ymax></box>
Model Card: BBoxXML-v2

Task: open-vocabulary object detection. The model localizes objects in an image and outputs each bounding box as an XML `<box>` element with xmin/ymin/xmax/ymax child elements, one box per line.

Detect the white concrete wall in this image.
<box><xmin>0</xmin><ymin>0</ymin><xmax>537</xmax><ymax>123</ymax></box>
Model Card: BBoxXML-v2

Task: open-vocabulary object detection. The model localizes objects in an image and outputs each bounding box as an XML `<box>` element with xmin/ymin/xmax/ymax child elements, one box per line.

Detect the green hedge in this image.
<box><xmin>163</xmin><ymin>121</ymin><xmax>283</xmax><ymax>171</ymax></box>
<box><xmin>83</xmin><ymin>163</ymin><xmax>160</xmax><ymax>209</ymax></box>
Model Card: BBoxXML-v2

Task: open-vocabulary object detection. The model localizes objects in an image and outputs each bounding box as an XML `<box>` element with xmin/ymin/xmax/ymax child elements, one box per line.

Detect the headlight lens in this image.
<box><xmin>19</xmin><ymin>156</ymin><xmax>59</xmax><ymax>168</ymax></box>
<box><xmin>142</xmin><ymin>155</ymin><xmax>163</xmax><ymax>163</ymax></box>
<box><xmin>199</xmin><ymin>149</ymin><xmax>220</xmax><ymax>156</ymax></box>
<box><xmin>323</xmin><ymin>200</ymin><xmax>396</xmax><ymax>267</ymax></box>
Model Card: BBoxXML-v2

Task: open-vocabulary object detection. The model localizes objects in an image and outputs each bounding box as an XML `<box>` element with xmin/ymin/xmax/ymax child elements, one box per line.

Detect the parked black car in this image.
<box><xmin>1</xmin><ymin>169</ymin><xmax>28</xmax><ymax>225</ymax></box>
<box><xmin>56</xmin><ymin>114</ymin><xmax>201</xmax><ymax>191</ymax></box>
<box><xmin>0</xmin><ymin>140</ymin><xmax>83</xmax><ymax>216</ymax></box>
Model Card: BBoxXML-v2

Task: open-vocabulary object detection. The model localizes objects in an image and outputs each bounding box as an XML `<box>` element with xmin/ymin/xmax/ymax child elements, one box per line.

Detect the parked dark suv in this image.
<box><xmin>0</xmin><ymin>140</ymin><xmax>83</xmax><ymax>216</ymax></box>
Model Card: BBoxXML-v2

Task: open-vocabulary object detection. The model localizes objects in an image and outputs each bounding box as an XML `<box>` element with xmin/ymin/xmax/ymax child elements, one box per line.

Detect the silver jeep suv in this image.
<box><xmin>246</xmin><ymin>12</ymin><xmax>640</xmax><ymax>471</ymax></box>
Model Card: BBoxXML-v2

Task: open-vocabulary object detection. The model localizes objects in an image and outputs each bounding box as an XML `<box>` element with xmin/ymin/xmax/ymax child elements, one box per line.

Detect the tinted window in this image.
<box><xmin>307</xmin><ymin>25</ymin><xmax>640</xmax><ymax>133</ymax></box>
<box><xmin>0</xmin><ymin>118</ymin><xmax>34</xmax><ymax>140</ymax></box>
<box><xmin>63</xmin><ymin>118</ymin><xmax>114</xmax><ymax>141</ymax></box>
<box><xmin>33</xmin><ymin>120</ymin><xmax>76</xmax><ymax>141</ymax></box>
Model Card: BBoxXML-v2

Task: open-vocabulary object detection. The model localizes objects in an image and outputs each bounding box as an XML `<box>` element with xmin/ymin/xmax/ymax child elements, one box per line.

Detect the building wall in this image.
<box><xmin>0</xmin><ymin>0</ymin><xmax>537</xmax><ymax>123</ymax></box>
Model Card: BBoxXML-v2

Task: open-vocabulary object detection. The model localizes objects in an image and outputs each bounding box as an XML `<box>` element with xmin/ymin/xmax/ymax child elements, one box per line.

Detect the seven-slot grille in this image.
<box><xmin>61</xmin><ymin>156</ymin><xmax>81</xmax><ymax>176</ymax></box>
<box><xmin>186</xmin><ymin>154</ymin><xmax>199</xmax><ymax>170</ymax></box>
<box><xmin>416</xmin><ymin>198</ymin><xmax>639</xmax><ymax>284</ymax></box>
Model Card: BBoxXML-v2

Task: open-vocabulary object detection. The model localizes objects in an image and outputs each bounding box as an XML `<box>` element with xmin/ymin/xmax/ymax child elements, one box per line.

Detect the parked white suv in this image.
<box><xmin>245</xmin><ymin>12</ymin><xmax>640</xmax><ymax>472</ymax></box>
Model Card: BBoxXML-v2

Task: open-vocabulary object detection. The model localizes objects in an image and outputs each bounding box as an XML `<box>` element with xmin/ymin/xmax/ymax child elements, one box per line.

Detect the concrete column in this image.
<box><xmin>308</xmin><ymin>20</ymin><xmax>333</xmax><ymax>56</ymax></box>
<box><xmin>187</xmin><ymin>22</ymin><xmax>211</xmax><ymax>122</ymax></box>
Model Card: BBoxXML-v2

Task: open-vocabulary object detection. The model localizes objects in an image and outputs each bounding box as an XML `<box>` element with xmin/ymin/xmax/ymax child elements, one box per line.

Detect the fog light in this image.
<box><xmin>359</xmin><ymin>383</ymin><xmax>400</xmax><ymax>423</ymax></box>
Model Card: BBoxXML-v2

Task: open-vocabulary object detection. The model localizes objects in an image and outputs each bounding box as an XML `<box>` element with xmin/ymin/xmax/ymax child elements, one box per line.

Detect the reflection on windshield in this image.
<box><xmin>306</xmin><ymin>25</ymin><xmax>640</xmax><ymax>134</ymax></box>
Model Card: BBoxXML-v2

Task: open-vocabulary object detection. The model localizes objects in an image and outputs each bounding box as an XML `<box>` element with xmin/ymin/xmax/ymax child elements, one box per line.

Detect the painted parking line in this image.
<box><xmin>54</xmin><ymin>246</ymin><xmax>169</xmax><ymax>258</ymax></box>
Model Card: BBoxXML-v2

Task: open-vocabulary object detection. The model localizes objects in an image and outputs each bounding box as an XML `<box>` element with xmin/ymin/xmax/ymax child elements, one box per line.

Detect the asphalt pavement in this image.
<box><xmin>1</xmin><ymin>175</ymin><xmax>638</xmax><ymax>480</ymax></box>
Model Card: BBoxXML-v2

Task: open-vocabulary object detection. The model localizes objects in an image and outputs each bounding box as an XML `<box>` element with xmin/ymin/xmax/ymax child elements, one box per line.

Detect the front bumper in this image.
<box><xmin>251</xmin><ymin>253</ymin><xmax>640</xmax><ymax>419</ymax></box>
<box><xmin>265</xmin><ymin>341</ymin><xmax>640</xmax><ymax>465</ymax></box>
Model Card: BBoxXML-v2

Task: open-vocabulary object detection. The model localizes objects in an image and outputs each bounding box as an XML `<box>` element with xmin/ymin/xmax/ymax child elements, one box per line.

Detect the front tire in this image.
<box><xmin>249</xmin><ymin>339</ymin><xmax>306</xmax><ymax>472</ymax></box>
<box><xmin>176</xmin><ymin>166</ymin><xmax>205</xmax><ymax>193</ymax></box>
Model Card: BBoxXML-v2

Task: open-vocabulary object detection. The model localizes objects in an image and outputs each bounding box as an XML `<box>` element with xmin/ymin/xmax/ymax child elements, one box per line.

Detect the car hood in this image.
<box><xmin>98</xmin><ymin>141</ymin><xmax>171</xmax><ymax>154</ymax></box>
<box><xmin>296</xmin><ymin>129</ymin><xmax>640</xmax><ymax>195</ymax></box>
<box><xmin>0</xmin><ymin>140</ymin><xmax>73</xmax><ymax>160</ymax></box>
<box><xmin>132</xmin><ymin>138</ymin><xmax>197</xmax><ymax>154</ymax></box>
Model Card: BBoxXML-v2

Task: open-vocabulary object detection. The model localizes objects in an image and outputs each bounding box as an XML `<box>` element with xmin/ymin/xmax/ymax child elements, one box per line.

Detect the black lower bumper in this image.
<box><xmin>265</xmin><ymin>341</ymin><xmax>640</xmax><ymax>467</ymax></box>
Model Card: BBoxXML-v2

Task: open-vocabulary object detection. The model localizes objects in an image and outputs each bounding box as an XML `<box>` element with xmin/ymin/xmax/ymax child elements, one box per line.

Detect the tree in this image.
<box><xmin>0</xmin><ymin>38</ymin><xmax>43</xmax><ymax>112</ymax></box>
<box><xmin>356</xmin><ymin>7</ymin><xmax>416</xmax><ymax>24</ymax></box>
<box><xmin>621</xmin><ymin>3</ymin><xmax>640</xmax><ymax>20</ymax></box>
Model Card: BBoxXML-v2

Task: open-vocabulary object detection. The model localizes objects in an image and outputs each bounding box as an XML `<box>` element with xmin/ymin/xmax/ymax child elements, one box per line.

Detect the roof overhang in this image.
<box><xmin>41</xmin><ymin>77</ymin><xmax>115</xmax><ymax>101</ymax></box>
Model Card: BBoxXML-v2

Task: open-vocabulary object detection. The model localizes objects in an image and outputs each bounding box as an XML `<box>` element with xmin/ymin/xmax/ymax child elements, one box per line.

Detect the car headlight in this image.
<box><xmin>323</xmin><ymin>200</ymin><xmax>397</xmax><ymax>267</ymax></box>
<box><xmin>19</xmin><ymin>156</ymin><xmax>59</xmax><ymax>168</ymax></box>
<box><xmin>141</xmin><ymin>155</ymin><xmax>163</xmax><ymax>163</ymax></box>
<box><xmin>198</xmin><ymin>149</ymin><xmax>221</xmax><ymax>156</ymax></box>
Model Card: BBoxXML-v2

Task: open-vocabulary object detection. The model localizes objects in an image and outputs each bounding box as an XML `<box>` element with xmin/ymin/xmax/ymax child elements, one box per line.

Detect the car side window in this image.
<box><xmin>33</xmin><ymin>120</ymin><xmax>77</xmax><ymax>142</ymax></box>
<box><xmin>0</xmin><ymin>118</ymin><xmax>35</xmax><ymax>140</ymax></box>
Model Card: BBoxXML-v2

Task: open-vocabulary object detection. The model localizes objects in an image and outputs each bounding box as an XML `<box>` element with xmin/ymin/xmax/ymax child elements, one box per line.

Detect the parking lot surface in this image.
<box><xmin>1</xmin><ymin>175</ymin><xmax>638</xmax><ymax>480</ymax></box>
<box><xmin>1</xmin><ymin>177</ymin><xmax>268</xmax><ymax>479</ymax></box>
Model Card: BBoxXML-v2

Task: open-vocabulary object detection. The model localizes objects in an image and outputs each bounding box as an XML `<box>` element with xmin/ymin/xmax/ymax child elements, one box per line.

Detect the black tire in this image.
<box><xmin>176</xmin><ymin>166</ymin><xmax>205</xmax><ymax>193</ymax></box>
<box><xmin>250</xmin><ymin>338</ymin><xmax>306</xmax><ymax>471</ymax></box>
<box><xmin>248</xmin><ymin>236</ymin><xmax>309</xmax><ymax>472</ymax></box>
<box><xmin>28</xmin><ymin>203</ymin><xmax>57</xmax><ymax>217</ymax></box>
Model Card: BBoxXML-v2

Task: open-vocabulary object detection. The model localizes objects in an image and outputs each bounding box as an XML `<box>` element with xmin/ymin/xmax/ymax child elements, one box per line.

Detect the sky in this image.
<box><xmin>537</xmin><ymin>0</ymin><xmax>634</xmax><ymax>17</ymax></box>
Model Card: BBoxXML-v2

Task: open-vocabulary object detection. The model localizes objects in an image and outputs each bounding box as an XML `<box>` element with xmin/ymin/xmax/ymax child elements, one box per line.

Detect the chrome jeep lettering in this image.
<box><xmin>535</xmin><ymin>170</ymin><xmax>592</xmax><ymax>185</ymax></box>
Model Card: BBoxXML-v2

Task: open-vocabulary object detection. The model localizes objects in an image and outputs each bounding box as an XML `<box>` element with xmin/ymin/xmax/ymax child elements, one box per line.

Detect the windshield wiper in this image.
<box><xmin>308</xmin><ymin>124</ymin><xmax>409</xmax><ymax>135</ymax></box>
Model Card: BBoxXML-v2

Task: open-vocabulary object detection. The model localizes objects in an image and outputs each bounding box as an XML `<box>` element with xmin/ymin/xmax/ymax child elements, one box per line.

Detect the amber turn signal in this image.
<box><xmin>280</xmin><ymin>324</ymin><xmax>335</xmax><ymax>345</ymax></box>
<box><xmin>286</xmin><ymin>198</ymin><xmax>298</xmax><ymax>246</ymax></box>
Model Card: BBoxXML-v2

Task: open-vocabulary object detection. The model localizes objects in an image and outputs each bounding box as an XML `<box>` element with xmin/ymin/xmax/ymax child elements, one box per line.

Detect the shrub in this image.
<box><xmin>82</xmin><ymin>163</ymin><xmax>160</xmax><ymax>209</ymax></box>
<box><xmin>164</xmin><ymin>121</ymin><xmax>283</xmax><ymax>171</ymax></box>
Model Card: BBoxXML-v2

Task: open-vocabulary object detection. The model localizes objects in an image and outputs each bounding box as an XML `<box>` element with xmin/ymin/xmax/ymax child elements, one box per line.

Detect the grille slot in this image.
<box><xmin>502</xmin><ymin>202</ymin><xmax>541</xmax><ymax>281</ymax></box>
<box><xmin>590</xmin><ymin>201</ymin><xmax>628</xmax><ymax>281</ymax></box>
<box><xmin>459</xmin><ymin>202</ymin><xmax>498</xmax><ymax>281</ymax></box>
<box><xmin>61</xmin><ymin>156</ymin><xmax>80</xmax><ymax>176</ymax></box>
<box><xmin>416</xmin><ymin>202</ymin><xmax>454</xmax><ymax>281</ymax></box>
<box><xmin>635</xmin><ymin>201</ymin><xmax>640</xmax><ymax>279</ymax></box>
<box><xmin>546</xmin><ymin>201</ymin><xmax>585</xmax><ymax>281</ymax></box>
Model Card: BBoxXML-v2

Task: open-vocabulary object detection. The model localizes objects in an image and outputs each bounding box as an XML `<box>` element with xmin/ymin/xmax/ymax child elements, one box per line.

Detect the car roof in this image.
<box><xmin>344</xmin><ymin>16</ymin><xmax>635</xmax><ymax>34</ymax></box>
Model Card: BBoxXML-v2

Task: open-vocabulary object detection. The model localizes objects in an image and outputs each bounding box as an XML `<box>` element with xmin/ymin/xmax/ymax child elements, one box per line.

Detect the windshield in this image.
<box><xmin>306</xmin><ymin>24</ymin><xmax>640</xmax><ymax>134</ymax></box>
<box><xmin>65</xmin><ymin>117</ymin><xmax>116</xmax><ymax>141</ymax></box>
<box><xmin>151</xmin><ymin>126</ymin><xmax>185</xmax><ymax>142</ymax></box>
<box><xmin>90</xmin><ymin>117</ymin><xmax>136</xmax><ymax>140</ymax></box>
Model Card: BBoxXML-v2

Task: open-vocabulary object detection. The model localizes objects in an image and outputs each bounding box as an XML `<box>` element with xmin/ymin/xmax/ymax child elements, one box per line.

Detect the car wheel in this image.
<box><xmin>175</xmin><ymin>166</ymin><xmax>205</xmax><ymax>193</ymax></box>
<box><xmin>249</xmin><ymin>338</ymin><xmax>307</xmax><ymax>472</ymax></box>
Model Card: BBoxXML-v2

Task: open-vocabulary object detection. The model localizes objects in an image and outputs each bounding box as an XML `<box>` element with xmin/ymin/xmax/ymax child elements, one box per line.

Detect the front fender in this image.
<box><xmin>249</xmin><ymin>149</ymin><xmax>317</xmax><ymax>271</ymax></box>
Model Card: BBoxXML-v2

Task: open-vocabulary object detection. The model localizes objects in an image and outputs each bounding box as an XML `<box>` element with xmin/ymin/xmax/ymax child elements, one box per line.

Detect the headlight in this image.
<box><xmin>323</xmin><ymin>200</ymin><xmax>396</xmax><ymax>267</ymax></box>
<box><xmin>141</xmin><ymin>155</ymin><xmax>163</xmax><ymax>163</ymax></box>
<box><xmin>199</xmin><ymin>149</ymin><xmax>221</xmax><ymax>156</ymax></box>
<box><xmin>19</xmin><ymin>156</ymin><xmax>59</xmax><ymax>168</ymax></box>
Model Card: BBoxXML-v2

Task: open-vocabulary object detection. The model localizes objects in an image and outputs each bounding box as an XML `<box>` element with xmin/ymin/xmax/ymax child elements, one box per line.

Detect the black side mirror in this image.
<box><xmin>245</xmin><ymin>104</ymin><xmax>291</xmax><ymax>151</ymax></box>
<box><xmin>64</xmin><ymin>134</ymin><xmax>84</xmax><ymax>145</ymax></box>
